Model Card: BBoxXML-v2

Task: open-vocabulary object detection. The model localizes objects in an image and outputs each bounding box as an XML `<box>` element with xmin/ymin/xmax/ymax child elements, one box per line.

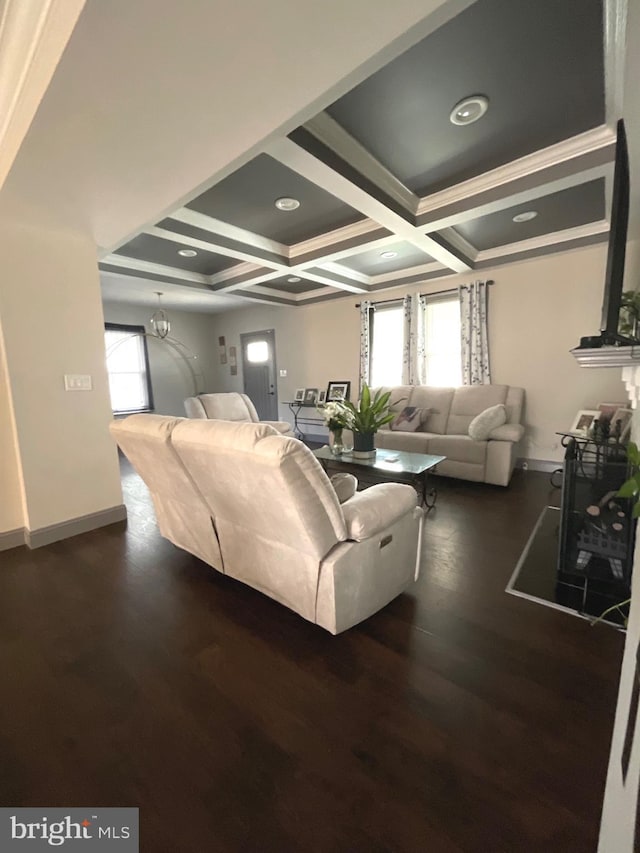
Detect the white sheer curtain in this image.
<box><xmin>359</xmin><ymin>300</ymin><xmax>372</xmax><ymax>391</ymax></box>
<box><xmin>460</xmin><ymin>280</ymin><xmax>491</xmax><ymax>384</ymax></box>
<box><xmin>404</xmin><ymin>294</ymin><xmax>427</xmax><ymax>385</ymax></box>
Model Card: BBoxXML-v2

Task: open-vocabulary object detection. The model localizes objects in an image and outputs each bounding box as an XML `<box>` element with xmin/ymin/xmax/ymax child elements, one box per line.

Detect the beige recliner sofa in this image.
<box><xmin>110</xmin><ymin>415</ymin><xmax>423</xmax><ymax>634</ymax></box>
<box><xmin>184</xmin><ymin>392</ymin><xmax>293</xmax><ymax>435</ymax></box>
<box><xmin>374</xmin><ymin>384</ymin><xmax>525</xmax><ymax>486</ymax></box>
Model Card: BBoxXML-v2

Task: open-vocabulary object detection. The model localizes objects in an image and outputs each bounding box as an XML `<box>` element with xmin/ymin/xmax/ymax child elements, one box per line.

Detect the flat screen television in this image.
<box><xmin>577</xmin><ymin>118</ymin><xmax>632</xmax><ymax>348</ymax></box>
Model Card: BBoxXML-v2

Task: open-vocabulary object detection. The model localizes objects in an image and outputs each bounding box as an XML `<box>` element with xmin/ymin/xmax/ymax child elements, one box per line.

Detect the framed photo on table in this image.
<box><xmin>303</xmin><ymin>388</ymin><xmax>318</xmax><ymax>406</ymax></box>
<box><xmin>569</xmin><ymin>409</ymin><xmax>600</xmax><ymax>436</ymax></box>
<box><xmin>326</xmin><ymin>380</ymin><xmax>351</xmax><ymax>402</ymax></box>
<box><xmin>294</xmin><ymin>388</ymin><xmax>305</xmax><ymax>402</ymax></box>
<box><xmin>610</xmin><ymin>407</ymin><xmax>633</xmax><ymax>440</ymax></box>
<box><xmin>597</xmin><ymin>401</ymin><xmax>627</xmax><ymax>424</ymax></box>
<box><xmin>317</xmin><ymin>390</ymin><xmax>326</xmax><ymax>404</ymax></box>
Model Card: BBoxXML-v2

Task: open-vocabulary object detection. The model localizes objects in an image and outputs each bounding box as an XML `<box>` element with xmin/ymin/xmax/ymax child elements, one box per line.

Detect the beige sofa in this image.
<box><xmin>374</xmin><ymin>384</ymin><xmax>525</xmax><ymax>486</ymax></box>
<box><xmin>110</xmin><ymin>415</ymin><xmax>423</xmax><ymax>634</ymax></box>
<box><xmin>184</xmin><ymin>392</ymin><xmax>293</xmax><ymax>435</ymax></box>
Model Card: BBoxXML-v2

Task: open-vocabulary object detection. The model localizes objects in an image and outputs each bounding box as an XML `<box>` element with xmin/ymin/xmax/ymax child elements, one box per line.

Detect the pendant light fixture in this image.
<box><xmin>150</xmin><ymin>291</ymin><xmax>170</xmax><ymax>339</ymax></box>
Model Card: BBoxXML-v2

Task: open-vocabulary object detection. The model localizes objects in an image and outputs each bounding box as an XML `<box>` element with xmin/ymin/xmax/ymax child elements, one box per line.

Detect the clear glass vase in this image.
<box><xmin>329</xmin><ymin>428</ymin><xmax>344</xmax><ymax>455</ymax></box>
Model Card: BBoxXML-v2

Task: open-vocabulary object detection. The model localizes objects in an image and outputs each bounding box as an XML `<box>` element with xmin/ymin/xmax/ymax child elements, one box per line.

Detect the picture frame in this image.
<box><xmin>569</xmin><ymin>409</ymin><xmax>600</xmax><ymax>436</ymax></box>
<box><xmin>610</xmin><ymin>407</ymin><xmax>633</xmax><ymax>440</ymax></box>
<box><xmin>326</xmin><ymin>380</ymin><xmax>351</xmax><ymax>402</ymax></box>
<box><xmin>294</xmin><ymin>388</ymin><xmax>305</xmax><ymax>402</ymax></box>
<box><xmin>218</xmin><ymin>336</ymin><xmax>227</xmax><ymax>365</ymax></box>
<box><xmin>303</xmin><ymin>388</ymin><xmax>318</xmax><ymax>406</ymax></box>
<box><xmin>229</xmin><ymin>345</ymin><xmax>237</xmax><ymax>376</ymax></box>
<box><xmin>597</xmin><ymin>402</ymin><xmax>627</xmax><ymax>424</ymax></box>
<box><xmin>317</xmin><ymin>390</ymin><xmax>326</xmax><ymax>404</ymax></box>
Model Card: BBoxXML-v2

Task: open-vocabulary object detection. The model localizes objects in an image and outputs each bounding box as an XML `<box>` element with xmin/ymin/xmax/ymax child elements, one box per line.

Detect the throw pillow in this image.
<box><xmin>390</xmin><ymin>406</ymin><xmax>432</xmax><ymax>432</ymax></box>
<box><xmin>468</xmin><ymin>404</ymin><xmax>507</xmax><ymax>441</ymax></box>
<box><xmin>330</xmin><ymin>473</ymin><xmax>358</xmax><ymax>504</ymax></box>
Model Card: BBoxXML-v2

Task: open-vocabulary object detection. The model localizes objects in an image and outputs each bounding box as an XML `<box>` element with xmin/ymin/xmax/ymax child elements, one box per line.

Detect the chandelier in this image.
<box><xmin>150</xmin><ymin>291</ymin><xmax>170</xmax><ymax>339</ymax></box>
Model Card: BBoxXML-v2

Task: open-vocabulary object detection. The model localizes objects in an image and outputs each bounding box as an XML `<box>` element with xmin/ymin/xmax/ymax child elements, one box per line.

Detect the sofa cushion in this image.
<box><xmin>446</xmin><ymin>385</ymin><xmax>508</xmax><ymax>435</ymax></box>
<box><xmin>406</xmin><ymin>387</ymin><xmax>454</xmax><ymax>434</ymax></box>
<box><xmin>468</xmin><ymin>404</ymin><xmax>507</xmax><ymax>440</ymax></box>
<box><xmin>199</xmin><ymin>393</ymin><xmax>254</xmax><ymax>421</ymax></box>
<box><xmin>372</xmin><ymin>386</ymin><xmax>413</xmax><ymax>420</ymax></box>
<box><xmin>428</xmin><ymin>434</ymin><xmax>488</xmax><ymax>466</ymax></box>
<box><xmin>375</xmin><ymin>430</ymin><xmax>432</xmax><ymax>453</ymax></box>
<box><xmin>390</xmin><ymin>406</ymin><xmax>433</xmax><ymax>432</ymax></box>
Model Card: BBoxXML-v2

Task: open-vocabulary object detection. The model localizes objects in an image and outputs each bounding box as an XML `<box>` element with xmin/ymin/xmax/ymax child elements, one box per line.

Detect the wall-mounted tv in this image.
<box><xmin>576</xmin><ymin>118</ymin><xmax>631</xmax><ymax>349</ymax></box>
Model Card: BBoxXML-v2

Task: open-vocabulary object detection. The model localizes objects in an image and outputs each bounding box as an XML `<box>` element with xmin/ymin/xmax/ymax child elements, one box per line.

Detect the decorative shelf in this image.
<box><xmin>570</xmin><ymin>345</ymin><xmax>640</xmax><ymax>369</ymax></box>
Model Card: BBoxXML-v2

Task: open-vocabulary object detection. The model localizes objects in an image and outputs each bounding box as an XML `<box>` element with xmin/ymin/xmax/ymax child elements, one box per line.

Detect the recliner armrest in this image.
<box><xmin>341</xmin><ymin>484</ymin><xmax>417</xmax><ymax>541</ymax></box>
<box><xmin>488</xmin><ymin>423</ymin><xmax>524</xmax><ymax>442</ymax></box>
<box><xmin>263</xmin><ymin>420</ymin><xmax>293</xmax><ymax>434</ymax></box>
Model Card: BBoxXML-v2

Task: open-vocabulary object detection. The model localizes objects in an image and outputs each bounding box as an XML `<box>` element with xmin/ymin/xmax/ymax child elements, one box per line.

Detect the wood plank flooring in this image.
<box><xmin>0</xmin><ymin>460</ymin><xmax>623</xmax><ymax>852</ymax></box>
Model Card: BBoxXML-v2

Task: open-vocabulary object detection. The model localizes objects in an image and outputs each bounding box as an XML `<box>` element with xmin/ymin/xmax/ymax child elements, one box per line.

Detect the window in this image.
<box><xmin>104</xmin><ymin>323</ymin><xmax>153</xmax><ymax>414</ymax></box>
<box><xmin>246</xmin><ymin>340</ymin><xmax>269</xmax><ymax>363</ymax></box>
<box><xmin>424</xmin><ymin>296</ymin><xmax>462</xmax><ymax>387</ymax></box>
<box><xmin>369</xmin><ymin>303</ymin><xmax>404</xmax><ymax>387</ymax></box>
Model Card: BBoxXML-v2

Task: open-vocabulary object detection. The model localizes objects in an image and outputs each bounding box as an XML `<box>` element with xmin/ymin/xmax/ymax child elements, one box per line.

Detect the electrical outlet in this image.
<box><xmin>521</xmin><ymin>461</ymin><xmax>529</xmax><ymax>471</ymax></box>
<box><xmin>64</xmin><ymin>374</ymin><xmax>92</xmax><ymax>391</ymax></box>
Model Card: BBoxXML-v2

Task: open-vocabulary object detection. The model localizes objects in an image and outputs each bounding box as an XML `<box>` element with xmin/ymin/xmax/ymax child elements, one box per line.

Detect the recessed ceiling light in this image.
<box><xmin>450</xmin><ymin>95</ymin><xmax>489</xmax><ymax>126</ymax></box>
<box><xmin>287</xmin><ymin>276</ymin><xmax>301</xmax><ymax>283</ymax></box>
<box><xmin>512</xmin><ymin>211</ymin><xmax>538</xmax><ymax>223</ymax></box>
<box><xmin>178</xmin><ymin>248</ymin><xmax>198</xmax><ymax>257</ymax></box>
<box><xmin>380</xmin><ymin>251</ymin><xmax>398</xmax><ymax>259</ymax></box>
<box><xmin>275</xmin><ymin>197</ymin><xmax>300</xmax><ymax>211</ymax></box>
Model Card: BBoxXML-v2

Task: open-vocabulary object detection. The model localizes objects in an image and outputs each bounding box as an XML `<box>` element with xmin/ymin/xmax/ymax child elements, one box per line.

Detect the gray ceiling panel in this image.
<box><xmin>455</xmin><ymin>179</ymin><xmax>605</xmax><ymax>250</ymax></box>
<box><xmin>186</xmin><ymin>154</ymin><xmax>363</xmax><ymax>245</ymax></box>
<box><xmin>261</xmin><ymin>276</ymin><xmax>325</xmax><ymax>294</ymax></box>
<box><xmin>326</xmin><ymin>0</ymin><xmax>604</xmax><ymax>195</ymax></box>
<box><xmin>338</xmin><ymin>241</ymin><xmax>433</xmax><ymax>275</ymax></box>
<box><xmin>114</xmin><ymin>233</ymin><xmax>238</xmax><ymax>275</ymax></box>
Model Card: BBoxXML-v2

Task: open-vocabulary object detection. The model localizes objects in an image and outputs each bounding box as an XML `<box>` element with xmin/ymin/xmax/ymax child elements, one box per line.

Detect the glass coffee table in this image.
<box><xmin>313</xmin><ymin>446</ymin><xmax>446</xmax><ymax>510</ymax></box>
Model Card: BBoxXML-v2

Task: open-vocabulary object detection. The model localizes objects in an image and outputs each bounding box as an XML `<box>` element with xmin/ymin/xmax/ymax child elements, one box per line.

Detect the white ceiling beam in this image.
<box><xmin>475</xmin><ymin>220</ymin><xmax>609</xmax><ymax>263</ymax></box>
<box><xmin>168</xmin><ymin>207</ymin><xmax>289</xmax><ymax>258</ymax></box>
<box><xmin>100</xmin><ymin>253</ymin><xmax>209</xmax><ymax>285</ymax></box>
<box><xmin>267</xmin><ymin>136</ymin><xmax>472</xmax><ymax>272</ymax></box>
<box><xmin>303</xmin><ymin>112</ymin><xmax>419</xmax><ymax>215</ymax></box>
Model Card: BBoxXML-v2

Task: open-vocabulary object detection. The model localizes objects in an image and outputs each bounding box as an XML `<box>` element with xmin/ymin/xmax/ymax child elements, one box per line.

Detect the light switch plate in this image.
<box><xmin>64</xmin><ymin>374</ymin><xmax>93</xmax><ymax>391</ymax></box>
<box><xmin>279</xmin><ymin>369</ymin><xmax>287</xmax><ymax>377</ymax></box>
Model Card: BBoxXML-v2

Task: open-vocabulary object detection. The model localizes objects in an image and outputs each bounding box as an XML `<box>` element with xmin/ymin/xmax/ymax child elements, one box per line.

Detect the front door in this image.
<box><xmin>240</xmin><ymin>329</ymin><xmax>278</xmax><ymax>420</ymax></box>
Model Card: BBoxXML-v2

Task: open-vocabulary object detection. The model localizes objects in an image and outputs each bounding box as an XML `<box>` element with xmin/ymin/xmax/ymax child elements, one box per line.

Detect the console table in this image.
<box><xmin>284</xmin><ymin>401</ymin><xmax>325</xmax><ymax>440</ymax></box>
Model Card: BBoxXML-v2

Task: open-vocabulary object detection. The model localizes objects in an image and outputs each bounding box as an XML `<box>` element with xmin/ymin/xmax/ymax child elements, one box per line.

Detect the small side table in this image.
<box><xmin>284</xmin><ymin>401</ymin><xmax>325</xmax><ymax>440</ymax></box>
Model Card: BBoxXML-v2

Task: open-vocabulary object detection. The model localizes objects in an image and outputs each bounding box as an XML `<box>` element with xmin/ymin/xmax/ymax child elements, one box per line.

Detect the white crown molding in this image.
<box><xmin>311</xmin><ymin>261</ymin><xmax>370</xmax><ymax>286</ymax></box>
<box><xmin>437</xmin><ymin>226</ymin><xmax>478</xmax><ymax>262</ymax></box>
<box><xmin>303</xmin><ymin>112</ymin><xmax>419</xmax><ymax>215</ymax></box>
<box><xmin>169</xmin><ymin>207</ymin><xmax>289</xmax><ymax>258</ymax></box>
<box><xmin>100</xmin><ymin>253</ymin><xmax>210</xmax><ymax>285</ymax></box>
<box><xmin>0</xmin><ymin>0</ymin><xmax>86</xmax><ymax>192</ymax></box>
<box><xmin>604</xmin><ymin>0</ymin><xmax>627</xmax><ymax>127</ymax></box>
<box><xmin>369</xmin><ymin>260</ymin><xmax>446</xmax><ymax>286</ymax></box>
<box><xmin>146</xmin><ymin>224</ymin><xmax>285</xmax><ymax>270</ymax></box>
<box><xmin>288</xmin><ymin>216</ymin><xmax>383</xmax><ymax>259</ymax></box>
<box><xmin>416</xmin><ymin>125</ymin><xmax>617</xmax><ymax>219</ymax></box>
<box><xmin>475</xmin><ymin>220</ymin><xmax>609</xmax><ymax>262</ymax></box>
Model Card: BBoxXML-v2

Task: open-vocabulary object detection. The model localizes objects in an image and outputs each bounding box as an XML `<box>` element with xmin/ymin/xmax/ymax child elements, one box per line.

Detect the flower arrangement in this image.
<box><xmin>318</xmin><ymin>400</ymin><xmax>353</xmax><ymax>431</ymax></box>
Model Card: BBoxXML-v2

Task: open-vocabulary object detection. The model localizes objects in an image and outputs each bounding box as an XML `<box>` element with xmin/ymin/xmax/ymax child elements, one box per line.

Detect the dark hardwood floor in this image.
<box><xmin>0</xmin><ymin>460</ymin><xmax>623</xmax><ymax>852</ymax></box>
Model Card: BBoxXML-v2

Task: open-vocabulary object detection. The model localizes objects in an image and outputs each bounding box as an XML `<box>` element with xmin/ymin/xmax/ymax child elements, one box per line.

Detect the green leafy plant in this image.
<box><xmin>619</xmin><ymin>290</ymin><xmax>640</xmax><ymax>339</ymax></box>
<box><xmin>617</xmin><ymin>440</ymin><xmax>640</xmax><ymax>518</ymax></box>
<box><xmin>341</xmin><ymin>384</ymin><xmax>395</xmax><ymax>434</ymax></box>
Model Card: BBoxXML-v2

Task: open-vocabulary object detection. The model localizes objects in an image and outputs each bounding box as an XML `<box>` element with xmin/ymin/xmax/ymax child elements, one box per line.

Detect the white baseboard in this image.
<box><xmin>0</xmin><ymin>527</ymin><xmax>25</xmax><ymax>551</ymax></box>
<box><xmin>516</xmin><ymin>457</ymin><xmax>562</xmax><ymax>474</ymax></box>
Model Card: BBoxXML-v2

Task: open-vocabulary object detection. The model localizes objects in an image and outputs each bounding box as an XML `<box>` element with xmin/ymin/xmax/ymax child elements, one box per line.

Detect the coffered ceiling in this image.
<box><xmin>99</xmin><ymin>0</ymin><xmax>623</xmax><ymax>309</ymax></box>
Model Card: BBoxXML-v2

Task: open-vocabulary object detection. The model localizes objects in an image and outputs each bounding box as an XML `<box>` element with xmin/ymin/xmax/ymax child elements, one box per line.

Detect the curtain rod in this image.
<box><xmin>354</xmin><ymin>280</ymin><xmax>494</xmax><ymax>308</ymax></box>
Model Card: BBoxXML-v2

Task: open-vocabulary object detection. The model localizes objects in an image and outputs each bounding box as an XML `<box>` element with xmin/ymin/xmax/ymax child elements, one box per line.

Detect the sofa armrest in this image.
<box><xmin>263</xmin><ymin>420</ymin><xmax>293</xmax><ymax>434</ymax></box>
<box><xmin>184</xmin><ymin>397</ymin><xmax>207</xmax><ymax>418</ymax></box>
<box><xmin>488</xmin><ymin>423</ymin><xmax>524</xmax><ymax>442</ymax></box>
<box><xmin>341</xmin><ymin>483</ymin><xmax>417</xmax><ymax>541</ymax></box>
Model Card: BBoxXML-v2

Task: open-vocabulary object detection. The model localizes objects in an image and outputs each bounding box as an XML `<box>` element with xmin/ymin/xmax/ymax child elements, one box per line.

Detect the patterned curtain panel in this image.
<box><xmin>460</xmin><ymin>281</ymin><xmax>491</xmax><ymax>384</ymax></box>
<box><xmin>406</xmin><ymin>293</ymin><xmax>427</xmax><ymax>385</ymax></box>
<box><xmin>359</xmin><ymin>300</ymin><xmax>372</xmax><ymax>391</ymax></box>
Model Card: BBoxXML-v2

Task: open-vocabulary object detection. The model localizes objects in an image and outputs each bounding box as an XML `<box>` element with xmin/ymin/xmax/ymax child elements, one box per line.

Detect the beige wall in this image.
<box><xmin>0</xmin><ymin>320</ymin><xmax>23</xmax><ymax>533</ymax></box>
<box><xmin>208</xmin><ymin>243</ymin><xmax>627</xmax><ymax>462</ymax></box>
<box><xmin>0</xmin><ymin>219</ymin><xmax>122</xmax><ymax>532</ymax></box>
<box><xmin>102</xmin><ymin>302</ymin><xmax>220</xmax><ymax>417</ymax></box>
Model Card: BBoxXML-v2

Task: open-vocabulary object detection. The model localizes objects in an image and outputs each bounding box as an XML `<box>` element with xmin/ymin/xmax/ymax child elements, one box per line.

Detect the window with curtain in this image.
<box><xmin>423</xmin><ymin>295</ymin><xmax>462</xmax><ymax>387</ymax></box>
<box><xmin>104</xmin><ymin>323</ymin><xmax>153</xmax><ymax>414</ymax></box>
<box><xmin>369</xmin><ymin>303</ymin><xmax>404</xmax><ymax>387</ymax></box>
